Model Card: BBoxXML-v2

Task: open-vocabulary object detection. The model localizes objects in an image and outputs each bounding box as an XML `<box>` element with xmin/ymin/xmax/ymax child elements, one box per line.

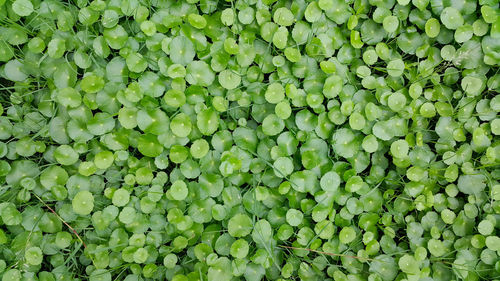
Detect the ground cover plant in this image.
<box><xmin>0</xmin><ymin>0</ymin><xmax>499</xmax><ymax>280</ymax></box>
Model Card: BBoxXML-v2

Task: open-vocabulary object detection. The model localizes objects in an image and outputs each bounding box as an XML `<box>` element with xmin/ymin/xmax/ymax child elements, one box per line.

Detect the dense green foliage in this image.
<box><xmin>0</xmin><ymin>0</ymin><xmax>499</xmax><ymax>280</ymax></box>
